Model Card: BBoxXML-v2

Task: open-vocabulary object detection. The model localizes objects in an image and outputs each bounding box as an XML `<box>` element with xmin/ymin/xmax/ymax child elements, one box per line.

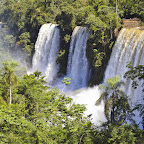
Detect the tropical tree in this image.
<box><xmin>62</xmin><ymin>77</ymin><xmax>71</xmax><ymax>92</ymax></box>
<box><xmin>96</xmin><ymin>76</ymin><xmax>131</xmax><ymax>124</ymax></box>
<box><xmin>0</xmin><ymin>61</ymin><xmax>18</xmax><ymax>104</ymax></box>
<box><xmin>125</xmin><ymin>63</ymin><xmax>144</xmax><ymax>129</ymax></box>
<box><xmin>12</xmin><ymin>71</ymin><xmax>95</xmax><ymax>143</ymax></box>
<box><xmin>124</xmin><ymin>62</ymin><xmax>144</xmax><ymax>90</ymax></box>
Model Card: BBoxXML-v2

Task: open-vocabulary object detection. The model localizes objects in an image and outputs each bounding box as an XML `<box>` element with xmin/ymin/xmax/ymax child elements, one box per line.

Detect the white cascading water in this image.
<box><xmin>66</xmin><ymin>27</ymin><xmax>105</xmax><ymax>125</ymax></box>
<box><xmin>32</xmin><ymin>23</ymin><xmax>60</xmax><ymax>84</ymax></box>
<box><xmin>70</xmin><ymin>86</ymin><xmax>106</xmax><ymax>125</ymax></box>
<box><xmin>31</xmin><ymin>25</ymin><xmax>144</xmax><ymax>127</ymax></box>
<box><xmin>66</xmin><ymin>26</ymin><xmax>90</xmax><ymax>90</ymax></box>
<box><xmin>102</xmin><ymin>28</ymin><xmax>144</xmax><ymax>128</ymax></box>
<box><xmin>104</xmin><ymin>28</ymin><xmax>144</xmax><ymax>106</ymax></box>
<box><xmin>71</xmin><ymin>28</ymin><xmax>144</xmax><ymax>127</ymax></box>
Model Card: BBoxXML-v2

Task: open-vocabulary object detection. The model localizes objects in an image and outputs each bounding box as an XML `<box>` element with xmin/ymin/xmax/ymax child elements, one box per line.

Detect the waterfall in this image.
<box><xmin>32</xmin><ymin>23</ymin><xmax>60</xmax><ymax>84</ymax></box>
<box><xmin>104</xmin><ymin>28</ymin><xmax>144</xmax><ymax>105</ymax></box>
<box><xmin>31</xmin><ymin>25</ymin><xmax>144</xmax><ymax>127</ymax></box>
<box><xmin>67</xmin><ymin>26</ymin><xmax>90</xmax><ymax>90</ymax></box>
<box><xmin>66</xmin><ymin>27</ymin><xmax>105</xmax><ymax>125</ymax></box>
<box><xmin>71</xmin><ymin>28</ymin><xmax>144</xmax><ymax>127</ymax></box>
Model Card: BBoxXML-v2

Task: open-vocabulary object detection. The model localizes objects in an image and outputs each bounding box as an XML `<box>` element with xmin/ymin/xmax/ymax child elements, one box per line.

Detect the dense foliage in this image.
<box><xmin>96</xmin><ymin>76</ymin><xmax>132</xmax><ymax>124</ymax></box>
<box><xmin>0</xmin><ymin>62</ymin><xmax>143</xmax><ymax>143</ymax></box>
<box><xmin>0</xmin><ymin>62</ymin><xmax>94</xmax><ymax>143</ymax></box>
<box><xmin>125</xmin><ymin>63</ymin><xmax>144</xmax><ymax>129</ymax></box>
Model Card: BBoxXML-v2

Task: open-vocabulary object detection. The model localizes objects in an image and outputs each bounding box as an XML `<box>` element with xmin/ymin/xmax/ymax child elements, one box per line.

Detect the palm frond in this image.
<box><xmin>114</xmin><ymin>80</ymin><xmax>125</xmax><ymax>89</ymax></box>
<box><xmin>104</xmin><ymin>99</ymin><xmax>112</xmax><ymax>120</ymax></box>
<box><xmin>95</xmin><ymin>92</ymin><xmax>108</xmax><ymax>105</ymax></box>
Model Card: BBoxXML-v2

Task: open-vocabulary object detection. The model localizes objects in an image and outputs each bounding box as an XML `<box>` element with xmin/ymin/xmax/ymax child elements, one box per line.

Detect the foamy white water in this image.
<box><xmin>32</xmin><ymin>23</ymin><xmax>60</xmax><ymax>84</ymax></box>
<box><xmin>70</xmin><ymin>28</ymin><xmax>144</xmax><ymax>127</ymax></box>
<box><xmin>31</xmin><ymin>25</ymin><xmax>144</xmax><ymax>127</ymax></box>
<box><xmin>104</xmin><ymin>28</ymin><xmax>144</xmax><ymax>106</ymax></box>
<box><xmin>103</xmin><ymin>28</ymin><xmax>144</xmax><ymax>128</ymax></box>
<box><xmin>67</xmin><ymin>27</ymin><xmax>90</xmax><ymax>90</ymax></box>
<box><xmin>69</xmin><ymin>86</ymin><xmax>106</xmax><ymax>125</ymax></box>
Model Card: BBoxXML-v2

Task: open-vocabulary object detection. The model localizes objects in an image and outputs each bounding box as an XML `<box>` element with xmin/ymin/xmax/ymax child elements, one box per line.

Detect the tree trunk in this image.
<box><xmin>116</xmin><ymin>0</ymin><xmax>118</xmax><ymax>14</ymax></box>
<box><xmin>111</xmin><ymin>95</ymin><xmax>115</xmax><ymax>124</ymax></box>
<box><xmin>111</xmin><ymin>105</ymin><xmax>115</xmax><ymax>124</ymax></box>
<box><xmin>10</xmin><ymin>80</ymin><xmax>12</xmax><ymax>104</ymax></box>
<box><xmin>45</xmin><ymin>0</ymin><xmax>47</xmax><ymax>8</ymax></box>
